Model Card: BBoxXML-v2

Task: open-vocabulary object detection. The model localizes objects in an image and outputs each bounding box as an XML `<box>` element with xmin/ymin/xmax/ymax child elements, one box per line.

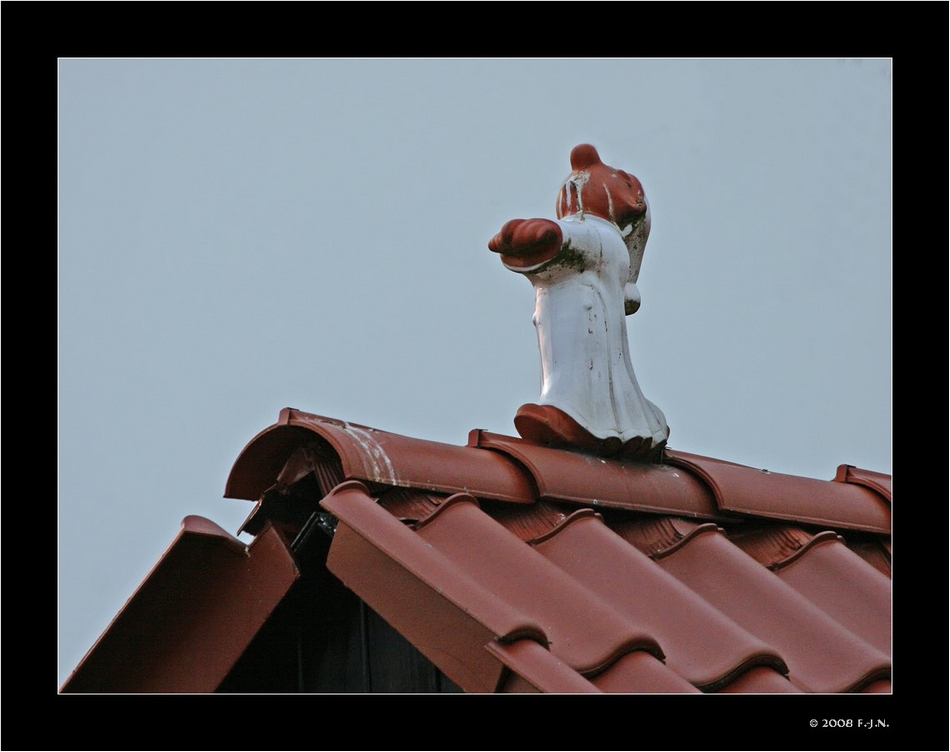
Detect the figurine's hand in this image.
<box><xmin>624</xmin><ymin>282</ymin><xmax>642</xmax><ymax>315</ymax></box>
<box><xmin>489</xmin><ymin>218</ymin><xmax>562</xmax><ymax>268</ymax></box>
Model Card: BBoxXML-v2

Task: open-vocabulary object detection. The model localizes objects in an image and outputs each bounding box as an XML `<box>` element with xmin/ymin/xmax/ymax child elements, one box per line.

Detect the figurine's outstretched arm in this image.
<box><xmin>488</xmin><ymin>218</ymin><xmax>563</xmax><ymax>270</ymax></box>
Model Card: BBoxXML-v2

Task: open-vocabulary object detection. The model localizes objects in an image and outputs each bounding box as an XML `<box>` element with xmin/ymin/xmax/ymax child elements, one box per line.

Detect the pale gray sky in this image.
<box><xmin>58</xmin><ymin>58</ymin><xmax>892</xmax><ymax>687</ymax></box>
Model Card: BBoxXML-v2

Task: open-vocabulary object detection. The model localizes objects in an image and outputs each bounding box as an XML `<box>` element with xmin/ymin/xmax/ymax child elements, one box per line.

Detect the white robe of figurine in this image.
<box><xmin>502</xmin><ymin>213</ymin><xmax>669</xmax><ymax>446</ymax></box>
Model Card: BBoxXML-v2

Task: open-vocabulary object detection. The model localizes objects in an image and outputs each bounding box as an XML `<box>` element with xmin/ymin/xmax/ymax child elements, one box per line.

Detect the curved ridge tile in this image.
<box><xmin>237</xmin><ymin>442</ymin><xmax>346</xmax><ymax>537</ymax></box>
<box><xmin>834</xmin><ymin>464</ymin><xmax>892</xmax><ymax>502</ymax></box>
<box><xmin>531</xmin><ymin>511</ymin><xmax>790</xmax><ymax>691</ymax></box>
<box><xmin>227</xmin><ymin>409</ymin><xmax>536</xmax><ymax>504</ymax></box>
<box><xmin>414</xmin><ymin>494</ymin><xmax>663</xmax><ymax>676</ymax></box>
<box><xmin>655</xmin><ymin>527</ymin><xmax>891</xmax><ymax>693</ymax></box>
<box><xmin>665</xmin><ymin>450</ymin><xmax>890</xmax><ymax>534</ymax></box>
<box><xmin>225</xmin><ymin>422</ymin><xmax>323</xmax><ymax>500</ymax></box>
<box><xmin>471</xmin><ymin>430</ymin><xmax>727</xmax><ymax>520</ymax></box>
<box><xmin>320</xmin><ymin>481</ymin><xmax>548</xmax><ymax>692</ymax></box>
<box><xmin>773</xmin><ymin>535</ymin><xmax>891</xmax><ymax>656</ymax></box>
<box><xmin>273</xmin><ymin>443</ymin><xmax>344</xmax><ymax>495</ymax></box>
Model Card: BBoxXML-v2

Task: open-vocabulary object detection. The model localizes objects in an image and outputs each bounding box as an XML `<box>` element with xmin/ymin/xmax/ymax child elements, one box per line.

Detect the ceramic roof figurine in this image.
<box><xmin>489</xmin><ymin>143</ymin><xmax>669</xmax><ymax>457</ymax></box>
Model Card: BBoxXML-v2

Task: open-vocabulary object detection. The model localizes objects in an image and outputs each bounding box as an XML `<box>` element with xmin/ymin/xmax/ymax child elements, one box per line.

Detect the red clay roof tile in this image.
<box><xmin>488</xmin><ymin>639</ymin><xmax>603</xmax><ymax>693</ymax></box>
<box><xmin>860</xmin><ymin>679</ymin><xmax>892</xmax><ymax>693</ymax></box>
<box><xmin>666</xmin><ymin>450</ymin><xmax>890</xmax><ymax>533</ymax></box>
<box><xmin>654</xmin><ymin>526</ymin><xmax>890</xmax><ymax>692</ymax></box>
<box><xmin>772</xmin><ymin>534</ymin><xmax>891</xmax><ymax>656</ymax></box>
<box><xmin>849</xmin><ymin>539</ymin><xmax>892</xmax><ymax>578</ymax></box>
<box><xmin>228</xmin><ymin>409</ymin><xmax>535</xmax><ymax>503</ymax></box>
<box><xmin>530</xmin><ymin>510</ymin><xmax>789</xmax><ymax>690</ymax></box>
<box><xmin>60</xmin><ymin>518</ymin><xmax>299</xmax><ymax>693</ymax></box>
<box><xmin>472</xmin><ymin>430</ymin><xmax>727</xmax><ymax>520</ymax></box>
<box><xmin>588</xmin><ymin>649</ymin><xmax>699</xmax><ymax>693</ymax></box>
<box><xmin>834</xmin><ymin>463</ymin><xmax>892</xmax><ymax>501</ymax></box>
<box><xmin>716</xmin><ymin>665</ymin><xmax>802</xmax><ymax>693</ymax></box>
<box><xmin>242</xmin><ymin>411</ymin><xmax>892</xmax><ymax>694</ymax></box>
<box><xmin>726</xmin><ymin>524</ymin><xmax>818</xmax><ymax>567</ymax></box>
<box><xmin>323</xmin><ymin>482</ymin><xmax>542</xmax><ymax>693</ymax></box>
<box><xmin>64</xmin><ymin>408</ymin><xmax>891</xmax><ymax>695</ymax></box>
<box><xmin>412</xmin><ymin>494</ymin><xmax>665</xmax><ymax>675</ymax></box>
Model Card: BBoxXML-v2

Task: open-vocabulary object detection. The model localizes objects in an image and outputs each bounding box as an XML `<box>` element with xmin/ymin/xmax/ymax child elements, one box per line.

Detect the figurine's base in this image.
<box><xmin>514</xmin><ymin>403</ymin><xmax>665</xmax><ymax>459</ymax></box>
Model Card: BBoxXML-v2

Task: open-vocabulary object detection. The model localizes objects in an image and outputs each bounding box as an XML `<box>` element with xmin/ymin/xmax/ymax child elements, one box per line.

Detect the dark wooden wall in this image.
<box><xmin>218</xmin><ymin>532</ymin><xmax>462</xmax><ymax>693</ymax></box>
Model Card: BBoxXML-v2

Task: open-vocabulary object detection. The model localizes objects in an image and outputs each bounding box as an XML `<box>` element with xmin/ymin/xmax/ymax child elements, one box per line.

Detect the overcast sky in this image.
<box><xmin>57</xmin><ymin>58</ymin><xmax>892</xmax><ymax>688</ymax></box>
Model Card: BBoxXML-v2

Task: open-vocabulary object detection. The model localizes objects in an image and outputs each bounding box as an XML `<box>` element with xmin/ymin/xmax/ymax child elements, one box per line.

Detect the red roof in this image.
<box><xmin>62</xmin><ymin>407</ymin><xmax>891</xmax><ymax>696</ymax></box>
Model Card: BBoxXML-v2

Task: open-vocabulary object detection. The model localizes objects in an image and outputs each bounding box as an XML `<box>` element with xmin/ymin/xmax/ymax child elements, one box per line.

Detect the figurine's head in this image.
<box><xmin>556</xmin><ymin>143</ymin><xmax>650</xmax><ymax>242</ymax></box>
<box><xmin>556</xmin><ymin>144</ymin><xmax>651</xmax><ymax>301</ymax></box>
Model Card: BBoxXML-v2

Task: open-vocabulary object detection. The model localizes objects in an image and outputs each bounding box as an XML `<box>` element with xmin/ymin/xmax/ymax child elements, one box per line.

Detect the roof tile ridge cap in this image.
<box><xmin>467</xmin><ymin>428</ymin><xmax>544</xmax><ymax>499</ymax></box>
<box><xmin>476</xmin><ymin>427</ymin><xmax>672</xmax><ymax>467</ymax></box>
<box><xmin>766</xmin><ymin>530</ymin><xmax>843</xmax><ymax>571</ymax></box>
<box><xmin>281</xmin><ymin>407</ymin><xmax>351</xmax><ymax>429</ymax></box>
<box><xmin>833</xmin><ymin>464</ymin><xmax>892</xmax><ymax>504</ymax></box>
<box><xmin>282</xmin><ymin>412</ymin><xmax>405</xmax><ymax>487</ymax></box>
<box><xmin>468</xmin><ymin>427</ymin><xmax>525</xmax><ymax>447</ymax></box>
<box><xmin>649</xmin><ymin>522</ymin><xmax>723</xmax><ymax>560</ymax></box>
<box><xmin>663</xmin><ymin>450</ymin><xmax>870</xmax><ymax>521</ymax></box>
<box><xmin>470</xmin><ymin>427</ymin><xmax>680</xmax><ymax>496</ymax></box>
<box><xmin>295</xmin><ymin>412</ymin><xmax>494</xmax><ymax>459</ymax></box>
<box><xmin>286</xmin><ymin>410</ymin><xmax>396</xmax><ymax>446</ymax></box>
<box><xmin>285</xmin><ymin>407</ymin><xmax>424</xmax><ymax>446</ymax></box>
<box><xmin>321</xmin><ymin>481</ymin><xmax>550</xmax><ymax>646</ymax></box>
<box><xmin>663</xmin><ymin>448</ymin><xmax>752</xmax><ymax>469</ymax></box>
<box><xmin>661</xmin><ymin>452</ymin><xmax>728</xmax><ymax>508</ymax></box>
